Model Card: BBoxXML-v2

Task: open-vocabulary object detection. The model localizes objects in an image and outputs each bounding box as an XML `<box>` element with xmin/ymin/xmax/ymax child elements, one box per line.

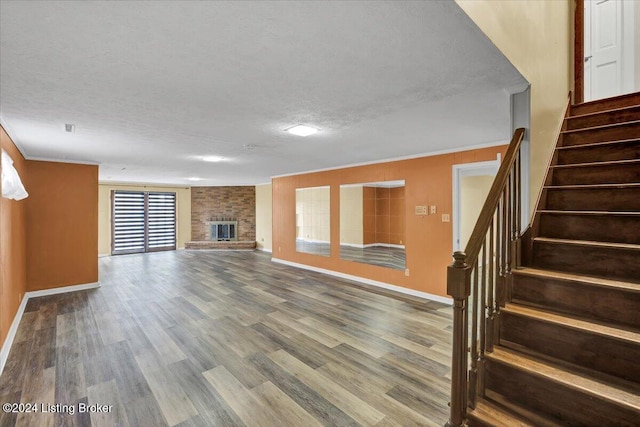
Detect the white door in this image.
<box><xmin>584</xmin><ymin>0</ymin><xmax>635</xmax><ymax>101</ymax></box>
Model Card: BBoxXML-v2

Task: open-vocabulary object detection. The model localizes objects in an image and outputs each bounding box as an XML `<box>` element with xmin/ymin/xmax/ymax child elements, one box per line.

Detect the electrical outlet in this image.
<box><xmin>430</xmin><ymin>205</ymin><xmax>437</xmax><ymax>214</ymax></box>
<box><xmin>442</xmin><ymin>214</ymin><xmax>450</xmax><ymax>222</ymax></box>
<box><xmin>414</xmin><ymin>205</ymin><xmax>427</xmax><ymax>215</ymax></box>
<box><xmin>405</xmin><ymin>268</ymin><xmax>410</xmax><ymax>276</ymax></box>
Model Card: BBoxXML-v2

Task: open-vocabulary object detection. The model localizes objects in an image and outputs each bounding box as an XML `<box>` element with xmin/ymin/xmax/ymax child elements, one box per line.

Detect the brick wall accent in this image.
<box><xmin>191</xmin><ymin>186</ymin><xmax>256</xmax><ymax>241</ymax></box>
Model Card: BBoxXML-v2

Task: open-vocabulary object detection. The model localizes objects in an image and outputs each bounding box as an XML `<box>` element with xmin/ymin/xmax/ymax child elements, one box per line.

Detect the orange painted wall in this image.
<box><xmin>0</xmin><ymin>126</ymin><xmax>28</xmax><ymax>347</ymax></box>
<box><xmin>25</xmin><ymin>160</ymin><xmax>98</xmax><ymax>291</ymax></box>
<box><xmin>363</xmin><ymin>186</ymin><xmax>405</xmax><ymax>245</ymax></box>
<box><xmin>272</xmin><ymin>145</ymin><xmax>506</xmax><ymax>298</ymax></box>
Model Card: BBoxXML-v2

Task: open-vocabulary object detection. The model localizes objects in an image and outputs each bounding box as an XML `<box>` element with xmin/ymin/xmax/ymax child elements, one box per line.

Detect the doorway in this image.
<box><xmin>452</xmin><ymin>159</ymin><xmax>500</xmax><ymax>252</ymax></box>
<box><xmin>111</xmin><ymin>190</ymin><xmax>177</xmax><ymax>255</ymax></box>
<box><xmin>577</xmin><ymin>0</ymin><xmax>638</xmax><ymax>103</ymax></box>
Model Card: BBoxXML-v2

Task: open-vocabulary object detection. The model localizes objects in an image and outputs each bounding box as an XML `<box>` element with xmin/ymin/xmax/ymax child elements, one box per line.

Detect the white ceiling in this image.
<box><xmin>0</xmin><ymin>0</ymin><xmax>526</xmax><ymax>186</ymax></box>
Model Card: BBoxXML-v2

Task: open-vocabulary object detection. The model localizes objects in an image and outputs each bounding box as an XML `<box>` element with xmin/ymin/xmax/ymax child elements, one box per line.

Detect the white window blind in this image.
<box><xmin>112</xmin><ymin>191</ymin><xmax>176</xmax><ymax>255</ymax></box>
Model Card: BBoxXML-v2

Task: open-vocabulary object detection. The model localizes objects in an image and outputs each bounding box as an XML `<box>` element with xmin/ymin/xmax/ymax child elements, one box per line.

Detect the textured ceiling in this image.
<box><xmin>0</xmin><ymin>1</ymin><xmax>526</xmax><ymax>186</ymax></box>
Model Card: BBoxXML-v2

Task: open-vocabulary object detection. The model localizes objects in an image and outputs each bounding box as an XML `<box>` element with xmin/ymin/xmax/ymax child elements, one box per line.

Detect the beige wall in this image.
<box><xmin>98</xmin><ymin>184</ymin><xmax>191</xmax><ymax>255</ymax></box>
<box><xmin>456</xmin><ymin>0</ymin><xmax>572</xmax><ymax>217</ymax></box>
<box><xmin>255</xmin><ymin>183</ymin><xmax>273</xmax><ymax>252</ymax></box>
<box><xmin>460</xmin><ymin>175</ymin><xmax>494</xmax><ymax>250</ymax></box>
<box><xmin>296</xmin><ymin>186</ymin><xmax>331</xmax><ymax>243</ymax></box>
<box><xmin>339</xmin><ymin>185</ymin><xmax>364</xmax><ymax>246</ymax></box>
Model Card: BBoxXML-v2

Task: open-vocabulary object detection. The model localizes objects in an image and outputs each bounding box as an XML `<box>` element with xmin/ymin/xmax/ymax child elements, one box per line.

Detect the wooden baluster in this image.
<box><xmin>446</xmin><ymin>252</ymin><xmax>472</xmax><ymax>427</ymax></box>
<box><xmin>504</xmin><ymin>174</ymin><xmax>512</xmax><ymax>302</ymax></box>
<box><xmin>469</xmin><ymin>263</ymin><xmax>479</xmax><ymax>409</ymax></box>
<box><xmin>479</xmin><ymin>237</ymin><xmax>487</xmax><ymax>396</ymax></box>
<box><xmin>487</xmin><ymin>218</ymin><xmax>496</xmax><ymax>351</ymax></box>
<box><xmin>514</xmin><ymin>150</ymin><xmax>522</xmax><ymax>269</ymax></box>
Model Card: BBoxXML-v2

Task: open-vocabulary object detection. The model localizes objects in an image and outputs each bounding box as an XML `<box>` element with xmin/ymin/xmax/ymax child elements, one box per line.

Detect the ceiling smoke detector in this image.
<box><xmin>64</xmin><ymin>123</ymin><xmax>76</xmax><ymax>133</ymax></box>
<box><xmin>286</xmin><ymin>125</ymin><xmax>318</xmax><ymax>137</ymax></box>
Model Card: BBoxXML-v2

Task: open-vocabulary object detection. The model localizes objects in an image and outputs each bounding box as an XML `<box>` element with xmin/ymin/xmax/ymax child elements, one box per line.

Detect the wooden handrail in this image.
<box><xmin>445</xmin><ymin>128</ymin><xmax>525</xmax><ymax>427</ymax></box>
<box><xmin>463</xmin><ymin>128</ymin><xmax>525</xmax><ymax>265</ymax></box>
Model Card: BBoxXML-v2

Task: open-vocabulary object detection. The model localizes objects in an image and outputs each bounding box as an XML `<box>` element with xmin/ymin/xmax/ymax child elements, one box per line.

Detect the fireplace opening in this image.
<box><xmin>207</xmin><ymin>220</ymin><xmax>238</xmax><ymax>241</ymax></box>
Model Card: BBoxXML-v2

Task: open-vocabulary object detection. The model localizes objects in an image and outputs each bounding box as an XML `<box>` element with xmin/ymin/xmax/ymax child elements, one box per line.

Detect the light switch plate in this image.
<box><xmin>415</xmin><ymin>205</ymin><xmax>427</xmax><ymax>215</ymax></box>
<box><xmin>442</xmin><ymin>213</ymin><xmax>450</xmax><ymax>222</ymax></box>
<box><xmin>430</xmin><ymin>205</ymin><xmax>437</xmax><ymax>214</ymax></box>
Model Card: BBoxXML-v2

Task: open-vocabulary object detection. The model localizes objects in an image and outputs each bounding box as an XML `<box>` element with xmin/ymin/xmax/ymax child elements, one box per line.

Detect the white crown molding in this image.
<box><xmin>271</xmin><ymin>139</ymin><xmax>508</xmax><ymax>179</ymax></box>
<box><xmin>27</xmin><ymin>156</ymin><xmax>100</xmax><ymax>166</ymax></box>
<box><xmin>271</xmin><ymin>257</ymin><xmax>452</xmax><ymax>305</ymax></box>
<box><xmin>99</xmin><ymin>181</ymin><xmax>191</xmax><ymax>189</ymax></box>
<box><xmin>0</xmin><ymin>281</ymin><xmax>100</xmax><ymax>375</ymax></box>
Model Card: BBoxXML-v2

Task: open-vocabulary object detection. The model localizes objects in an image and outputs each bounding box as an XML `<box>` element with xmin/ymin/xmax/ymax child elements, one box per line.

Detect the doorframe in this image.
<box><xmin>452</xmin><ymin>157</ymin><xmax>501</xmax><ymax>253</ymax></box>
<box><xmin>575</xmin><ymin>0</ymin><xmax>585</xmax><ymax>104</ymax></box>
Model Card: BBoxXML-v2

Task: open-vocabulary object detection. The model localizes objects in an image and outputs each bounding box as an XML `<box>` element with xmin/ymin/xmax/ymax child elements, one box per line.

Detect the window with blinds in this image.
<box><xmin>112</xmin><ymin>191</ymin><xmax>176</xmax><ymax>255</ymax></box>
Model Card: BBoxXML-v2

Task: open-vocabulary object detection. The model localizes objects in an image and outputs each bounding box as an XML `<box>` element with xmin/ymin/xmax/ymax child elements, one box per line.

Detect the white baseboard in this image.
<box><xmin>257</xmin><ymin>247</ymin><xmax>273</xmax><ymax>254</ymax></box>
<box><xmin>0</xmin><ymin>294</ymin><xmax>29</xmax><ymax>378</ymax></box>
<box><xmin>0</xmin><ymin>281</ymin><xmax>101</xmax><ymax>375</ymax></box>
<box><xmin>271</xmin><ymin>258</ymin><xmax>452</xmax><ymax>305</ymax></box>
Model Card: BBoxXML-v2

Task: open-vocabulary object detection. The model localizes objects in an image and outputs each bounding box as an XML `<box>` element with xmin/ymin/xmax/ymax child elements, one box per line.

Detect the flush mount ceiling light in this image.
<box><xmin>64</xmin><ymin>123</ymin><xmax>75</xmax><ymax>133</ymax></box>
<box><xmin>286</xmin><ymin>125</ymin><xmax>319</xmax><ymax>137</ymax></box>
<box><xmin>202</xmin><ymin>156</ymin><xmax>225</xmax><ymax>162</ymax></box>
<box><xmin>187</xmin><ymin>177</ymin><xmax>204</xmax><ymax>181</ymax></box>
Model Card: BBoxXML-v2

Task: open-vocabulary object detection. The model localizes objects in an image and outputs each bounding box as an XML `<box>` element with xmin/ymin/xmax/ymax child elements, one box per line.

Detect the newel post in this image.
<box><xmin>445</xmin><ymin>251</ymin><xmax>472</xmax><ymax>427</ymax></box>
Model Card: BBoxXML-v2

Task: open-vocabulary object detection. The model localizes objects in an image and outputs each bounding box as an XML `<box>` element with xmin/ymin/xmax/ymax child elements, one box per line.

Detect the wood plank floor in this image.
<box><xmin>0</xmin><ymin>250</ymin><xmax>452</xmax><ymax>427</ymax></box>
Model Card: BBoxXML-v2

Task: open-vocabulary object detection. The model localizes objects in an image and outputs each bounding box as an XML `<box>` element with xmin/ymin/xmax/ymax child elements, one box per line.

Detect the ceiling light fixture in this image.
<box><xmin>65</xmin><ymin>123</ymin><xmax>76</xmax><ymax>133</ymax></box>
<box><xmin>202</xmin><ymin>156</ymin><xmax>224</xmax><ymax>162</ymax></box>
<box><xmin>286</xmin><ymin>125</ymin><xmax>318</xmax><ymax>137</ymax></box>
<box><xmin>187</xmin><ymin>177</ymin><xmax>203</xmax><ymax>181</ymax></box>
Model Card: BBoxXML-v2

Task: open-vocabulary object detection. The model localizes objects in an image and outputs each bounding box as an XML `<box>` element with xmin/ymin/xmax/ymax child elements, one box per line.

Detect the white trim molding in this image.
<box><xmin>271</xmin><ymin>258</ymin><xmax>452</xmax><ymax>305</ymax></box>
<box><xmin>0</xmin><ymin>281</ymin><xmax>100</xmax><ymax>375</ymax></box>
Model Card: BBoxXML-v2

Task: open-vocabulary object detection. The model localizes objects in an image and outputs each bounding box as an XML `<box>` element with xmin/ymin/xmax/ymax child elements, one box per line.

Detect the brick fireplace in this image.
<box><xmin>187</xmin><ymin>186</ymin><xmax>256</xmax><ymax>250</ymax></box>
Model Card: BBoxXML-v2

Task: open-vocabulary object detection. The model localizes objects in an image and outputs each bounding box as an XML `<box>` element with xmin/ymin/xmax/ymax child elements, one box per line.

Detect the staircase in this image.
<box><xmin>465</xmin><ymin>93</ymin><xmax>640</xmax><ymax>426</ymax></box>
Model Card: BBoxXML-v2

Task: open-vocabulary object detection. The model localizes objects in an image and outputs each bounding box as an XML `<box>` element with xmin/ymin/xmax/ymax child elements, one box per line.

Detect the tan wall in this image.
<box><xmin>339</xmin><ymin>185</ymin><xmax>363</xmax><ymax>246</ymax></box>
<box><xmin>273</xmin><ymin>145</ymin><xmax>507</xmax><ymax>298</ymax></box>
<box><xmin>363</xmin><ymin>186</ymin><xmax>376</xmax><ymax>245</ymax></box>
<box><xmin>255</xmin><ymin>183</ymin><xmax>273</xmax><ymax>252</ymax></box>
<box><xmin>296</xmin><ymin>186</ymin><xmax>330</xmax><ymax>243</ymax></box>
<box><xmin>460</xmin><ymin>175</ymin><xmax>494</xmax><ymax>250</ymax></box>
<box><xmin>98</xmin><ymin>184</ymin><xmax>191</xmax><ymax>254</ymax></box>
<box><xmin>0</xmin><ymin>126</ymin><xmax>27</xmax><ymax>347</ymax></box>
<box><xmin>456</xmin><ymin>0</ymin><xmax>572</xmax><ymax>217</ymax></box>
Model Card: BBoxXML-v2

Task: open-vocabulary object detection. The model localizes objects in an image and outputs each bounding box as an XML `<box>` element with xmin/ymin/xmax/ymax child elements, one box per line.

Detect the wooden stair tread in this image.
<box><xmin>513</xmin><ymin>267</ymin><xmax>640</xmax><ymax>292</ymax></box>
<box><xmin>572</xmin><ymin>92</ymin><xmax>640</xmax><ymax>109</ymax></box>
<box><xmin>533</xmin><ymin>237</ymin><xmax>640</xmax><ymax>251</ymax></box>
<box><xmin>560</xmin><ymin>119</ymin><xmax>640</xmax><ymax>134</ymax></box>
<box><xmin>567</xmin><ymin>104</ymin><xmax>640</xmax><ymax>120</ymax></box>
<box><xmin>468</xmin><ymin>399</ymin><xmax>540</xmax><ymax>427</ymax></box>
<box><xmin>537</xmin><ymin>210</ymin><xmax>640</xmax><ymax>216</ymax></box>
<box><xmin>556</xmin><ymin>137</ymin><xmax>640</xmax><ymax>151</ymax></box>
<box><xmin>488</xmin><ymin>347</ymin><xmax>640</xmax><ymax>411</ymax></box>
<box><xmin>544</xmin><ymin>182</ymin><xmax>640</xmax><ymax>189</ymax></box>
<box><xmin>550</xmin><ymin>158</ymin><xmax>640</xmax><ymax>169</ymax></box>
<box><xmin>502</xmin><ymin>303</ymin><xmax>640</xmax><ymax>344</ymax></box>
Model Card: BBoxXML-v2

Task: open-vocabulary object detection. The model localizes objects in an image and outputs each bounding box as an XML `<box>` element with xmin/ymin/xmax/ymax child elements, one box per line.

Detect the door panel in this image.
<box><xmin>588</xmin><ymin>0</ymin><xmax>623</xmax><ymax>100</ymax></box>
